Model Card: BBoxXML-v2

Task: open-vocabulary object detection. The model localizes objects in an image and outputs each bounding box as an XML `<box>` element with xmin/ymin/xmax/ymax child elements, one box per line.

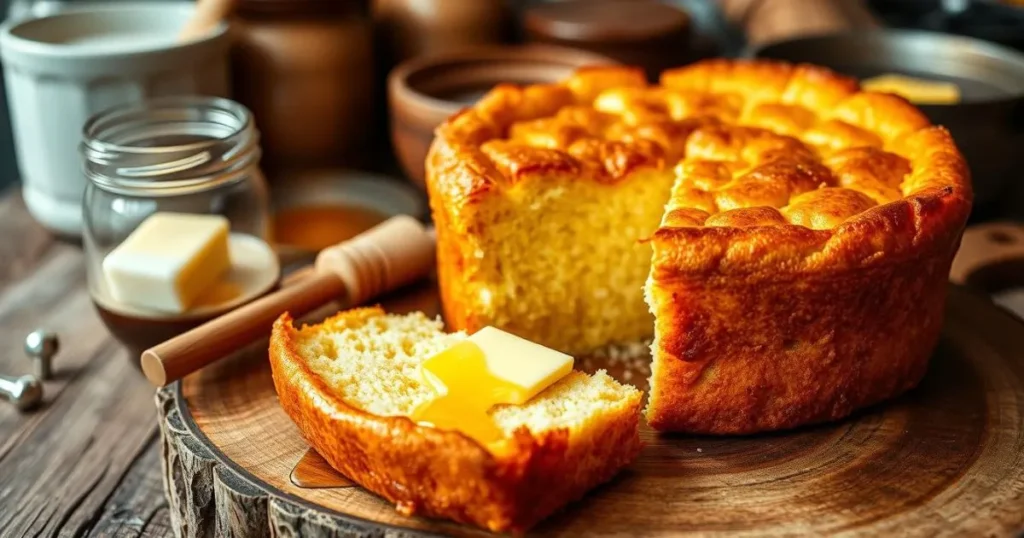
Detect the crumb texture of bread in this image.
<box><xmin>269</xmin><ymin>307</ymin><xmax>643</xmax><ymax>533</ymax></box>
<box><xmin>428</xmin><ymin>167</ymin><xmax>672</xmax><ymax>355</ymax></box>
<box><xmin>427</xmin><ymin>59</ymin><xmax>972</xmax><ymax>433</ymax></box>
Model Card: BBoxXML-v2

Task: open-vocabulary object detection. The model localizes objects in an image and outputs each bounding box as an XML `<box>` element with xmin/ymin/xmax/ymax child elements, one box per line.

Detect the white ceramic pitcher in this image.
<box><xmin>0</xmin><ymin>3</ymin><xmax>229</xmax><ymax>236</ymax></box>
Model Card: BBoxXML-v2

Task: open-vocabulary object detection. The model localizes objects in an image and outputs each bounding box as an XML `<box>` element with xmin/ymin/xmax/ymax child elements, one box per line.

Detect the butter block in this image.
<box><xmin>413</xmin><ymin>327</ymin><xmax>574</xmax><ymax>443</ymax></box>
<box><xmin>102</xmin><ymin>212</ymin><xmax>231</xmax><ymax>313</ymax></box>
<box><xmin>469</xmin><ymin>327</ymin><xmax>574</xmax><ymax>403</ymax></box>
<box><xmin>861</xmin><ymin>73</ymin><xmax>960</xmax><ymax>105</ymax></box>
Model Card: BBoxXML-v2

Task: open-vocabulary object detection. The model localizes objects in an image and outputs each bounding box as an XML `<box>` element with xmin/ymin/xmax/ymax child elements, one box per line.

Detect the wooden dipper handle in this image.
<box><xmin>141</xmin><ymin>216</ymin><xmax>436</xmax><ymax>387</ymax></box>
<box><xmin>178</xmin><ymin>0</ymin><xmax>236</xmax><ymax>41</ymax></box>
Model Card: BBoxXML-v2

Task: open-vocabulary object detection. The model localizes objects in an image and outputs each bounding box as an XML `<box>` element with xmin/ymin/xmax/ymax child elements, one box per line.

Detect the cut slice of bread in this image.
<box><xmin>269</xmin><ymin>306</ymin><xmax>644</xmax><ymax>533</ymax></box>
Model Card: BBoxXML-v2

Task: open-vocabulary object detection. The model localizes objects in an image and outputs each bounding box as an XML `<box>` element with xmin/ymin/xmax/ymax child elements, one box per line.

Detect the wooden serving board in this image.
<box><xmin>157</xmin><ymin>279</ymin><xmax>1024</xmax><ymax>537</ymax></box>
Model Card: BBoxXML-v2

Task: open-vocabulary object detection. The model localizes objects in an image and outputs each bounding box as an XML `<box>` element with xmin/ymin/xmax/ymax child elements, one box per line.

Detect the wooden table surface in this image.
<box><xmin>0</xmin><ymin>191</ymin><xmax>174</xmax><ymax>537</ymax></box>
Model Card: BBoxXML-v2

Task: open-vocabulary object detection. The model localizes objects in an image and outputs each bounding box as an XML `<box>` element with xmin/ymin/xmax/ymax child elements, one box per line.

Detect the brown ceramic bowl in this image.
<box><xmin>523</xmin><ymin>0</ymin><xmax>691</xmax><ymax>81</ymax></box>
<box><xmin>387</xmin><ymin>44</ymin><xmax>616</xmax><ymax>188</ymax></box>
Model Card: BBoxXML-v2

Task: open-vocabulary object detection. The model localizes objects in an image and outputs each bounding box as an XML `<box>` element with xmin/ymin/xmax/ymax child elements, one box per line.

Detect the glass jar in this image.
<box><xmin>81</xmin><ymin>96</ymin><xmax>278</xmax><ymax>359</ymax></box>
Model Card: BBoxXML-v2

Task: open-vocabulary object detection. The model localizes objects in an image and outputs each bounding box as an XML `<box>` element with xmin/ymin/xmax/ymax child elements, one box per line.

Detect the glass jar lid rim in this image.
<box><xmin>82</xmin><ymin>96</ymin><xmax>252</xmax><ymax>154</ymax></box>
<box><xmin>81</xmin><ymin>96</ymin><xmax>261</xmax><ymax>196</ymax></box>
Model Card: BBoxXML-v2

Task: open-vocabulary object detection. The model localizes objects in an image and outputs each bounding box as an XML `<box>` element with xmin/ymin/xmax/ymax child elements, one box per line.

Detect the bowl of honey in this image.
<box><xmin>269</xmin><ymin>169</ymin><xmax>426</xmax><ymax>270</ymax></box>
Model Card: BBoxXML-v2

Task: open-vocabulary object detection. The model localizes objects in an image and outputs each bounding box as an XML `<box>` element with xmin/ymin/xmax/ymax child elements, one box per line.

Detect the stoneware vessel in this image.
<box><xmin>0</xmin><ymin>3</ymin><xmax>229</xmax><ymax>236</ymax></box>
<box><xmin>387</xmin><ymin>44</ymin><xmax>614</xmax><ymax>187</ymax></box>
<box><xmin>523</xmin><ymin>0</ymin><xmax>691</xmax><ymax>81</ymax></box>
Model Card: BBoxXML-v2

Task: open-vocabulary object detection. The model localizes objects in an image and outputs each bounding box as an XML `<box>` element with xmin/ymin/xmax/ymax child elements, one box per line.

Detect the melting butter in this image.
<box><xmin>412</xmin><ymin>328</ymin><xmax>574</xmax><ymax>444</ymax></box>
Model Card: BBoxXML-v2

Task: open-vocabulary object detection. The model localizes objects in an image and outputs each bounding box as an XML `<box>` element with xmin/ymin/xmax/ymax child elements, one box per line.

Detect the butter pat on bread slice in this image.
<box><xmin>463</xmin><ymin>326</ymin><xmax>575</xmax><ymax>404</ymax></box>
<box><xmin>268</xmin><ymin>307</ymin><xmax>643</xmax><ymax>533</ymax></box>
<box><xmin>414</xmin><ymin>326</ymin><xmax>575</xmax><ymax>443</ymax></box>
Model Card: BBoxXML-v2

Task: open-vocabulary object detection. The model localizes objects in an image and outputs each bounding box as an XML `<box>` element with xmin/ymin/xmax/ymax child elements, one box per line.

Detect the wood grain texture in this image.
<box><xmin>86</xmin><ymin>441</ymin><xmax>173</xmax><ymax>538</ymax></box>
<box><xmin>163</xmin><ymin>283</ymin><xmax>1024</xmax><ymax>537</ymax></box>
<box><xmin>0</xmin><ymin>191</ymin><xmax>172</xmax><ymax>538</ymax></box>
<box><xmin>289</xmin><ymin>449</ymin><xmax>357</xmax><ymax>489</ymax></box>
<box><xmin>0</xmin><ymin>192</ymin><xmax>57</xmax><ymax>289</ymax></box>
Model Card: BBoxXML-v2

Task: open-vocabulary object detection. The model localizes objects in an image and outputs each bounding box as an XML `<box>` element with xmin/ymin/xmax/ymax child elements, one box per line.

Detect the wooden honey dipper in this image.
<box><xmin>141</xmin><ymin>216</ymin><xmax>436</xmax><ymax>387</ymax></box>
<box><xmin>178</xmin><ymin>0</ymin><xmax>237</xmax><ymax>42</ymax></box>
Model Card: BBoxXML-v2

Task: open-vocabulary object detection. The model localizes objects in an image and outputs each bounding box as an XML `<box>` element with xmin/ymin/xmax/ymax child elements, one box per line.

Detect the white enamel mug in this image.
<box><xmin>0</xmin><ymin>3</ymin><xmax>229</xmax><ymax>236</ymax></box>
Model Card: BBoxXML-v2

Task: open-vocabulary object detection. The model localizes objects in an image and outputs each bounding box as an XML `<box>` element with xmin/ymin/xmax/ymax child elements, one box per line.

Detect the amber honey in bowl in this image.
<box><xmin>272</xmin><ymin>204</ymin><xmax>388</xmax><ymax>253</ymax></box>
<box><xmin>269</xmin><ymin>170</ymin><xmax>426</xmax><ymax>255</ymax></box>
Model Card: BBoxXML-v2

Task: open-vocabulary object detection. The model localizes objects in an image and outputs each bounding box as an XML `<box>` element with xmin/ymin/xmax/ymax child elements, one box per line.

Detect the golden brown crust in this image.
<box><xmin>429</xmin><ymin>59</ymin><xmax>968</xmax><ymax>228</ymax></box>
<box><xmin>645</xmin><ymin>120</ymin><xmax>968</xmax><ymax>433</ymax></box>
<box><xmin>428</xmin><ymin>59</ymin><xmax>972</xmax><ymax>433</ymax></box>
<box><xmin>268</xmin><ymin>307</ymin><xmax>643</xmax><ymax>532</ymax></box>
<box><xmin>645</xmin><ymin>242</ymin><xmax>956</xmax><ymax>433</ymax></box>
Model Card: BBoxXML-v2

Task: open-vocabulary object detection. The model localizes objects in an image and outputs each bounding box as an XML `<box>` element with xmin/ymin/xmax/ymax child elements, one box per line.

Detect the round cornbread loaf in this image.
<box><xmin>426</xmin><ymin>59</ymin><xmax>972</xmax><ymax>433</ymax></box>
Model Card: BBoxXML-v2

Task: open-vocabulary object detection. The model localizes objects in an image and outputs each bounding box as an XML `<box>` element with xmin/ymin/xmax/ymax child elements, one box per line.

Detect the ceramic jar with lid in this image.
<box><xmin>388</xmin><ymin>45</ymin><xmax>616</xmax><ymax>187</ymax></box>
<box><xmin>524</xmin><ymin>0</ymin><xmax>692</xmax><ymax>80</ymax></box>
<box><xmin>231</xmin><ymin>0</ymin><xmax>375</xmax><ymax>171</ymax></box>
<box><xmin>373</xmin><ymin>0</ymin><xmax>511</xmax><ymax>66</ymax></box>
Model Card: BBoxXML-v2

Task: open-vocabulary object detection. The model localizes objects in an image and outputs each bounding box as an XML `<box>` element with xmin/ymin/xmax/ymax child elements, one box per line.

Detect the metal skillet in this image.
<box><xmin>751</xmin><ymin>30</ymin><xmax>1024</xmax><ymax>211</ymax></box>
<box><xmin>973</xmin><ymin>0</ymin><xmax>1024</xmax><ymax>16</ymax></box>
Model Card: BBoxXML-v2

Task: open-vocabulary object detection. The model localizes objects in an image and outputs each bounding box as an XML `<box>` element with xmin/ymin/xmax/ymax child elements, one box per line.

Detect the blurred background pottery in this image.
<box><xmin>231</xmin><ymin>0</ymin><xmax>375</xmax><ymax>174</ymax></box>
<box><xmin>0</xmin><ymin>2</ymin><xmax>229</xmax><ymax>236</ymax></box>
<box><xmin>523</xmin><ymin>0</ymin><xmax>692</xmax><ymax>81</ymax></box>
<box><xmin>865</xmin><ymin>0</ymin><xmax>1024</xmax><ymax>51</ymax></box>
<box><xmin>387</xmin><ymin>44</ymin><xmax>616</xmax><ymax>188</ymax></box>
<box><xmin>373</xmin><ymin>0</ymin><xmax>511</xmax><ymax>67</ymax></box>
<box><xmin>6</xmin><ymin>0</ymin><xmax>140</xmax><ymax>20</ymax></box>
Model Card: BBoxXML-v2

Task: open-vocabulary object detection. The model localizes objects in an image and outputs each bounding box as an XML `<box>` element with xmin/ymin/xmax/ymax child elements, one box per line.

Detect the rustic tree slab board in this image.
<box><xmin>157</xmin><ymin>283</ymin><xmax>1024</xmax><ymax>537</ymax></box>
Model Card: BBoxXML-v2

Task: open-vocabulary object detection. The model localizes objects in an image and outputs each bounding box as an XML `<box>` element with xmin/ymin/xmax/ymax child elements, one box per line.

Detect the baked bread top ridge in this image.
<box><xmin>429</xmin><ymin>59</ymin><xmax>972</xmax><ymax>276</ymax></box>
